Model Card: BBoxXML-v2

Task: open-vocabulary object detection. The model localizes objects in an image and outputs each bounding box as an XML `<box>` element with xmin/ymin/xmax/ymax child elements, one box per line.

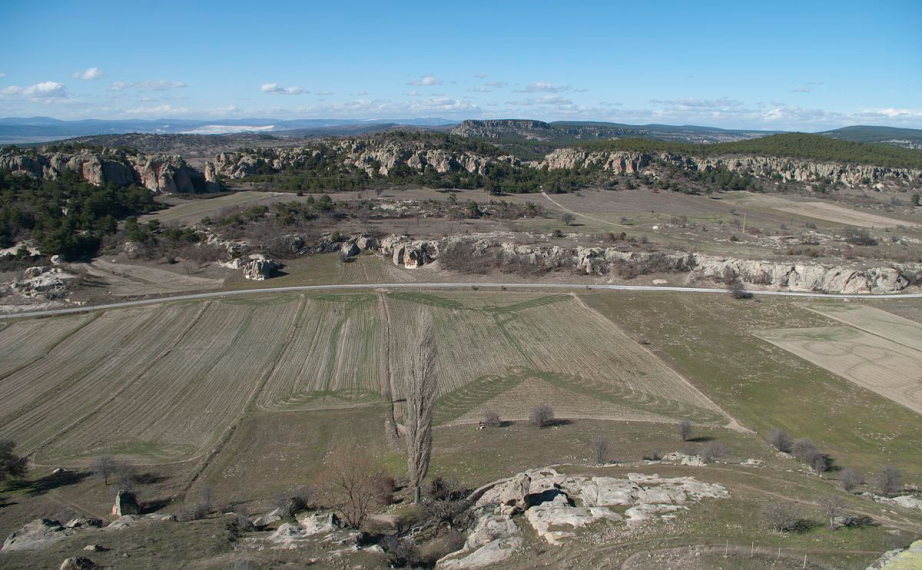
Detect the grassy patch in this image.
<box><xmin>582</xmin><ymin>292</ymin><xmax>922</xmax><ymax>483</ymax></box>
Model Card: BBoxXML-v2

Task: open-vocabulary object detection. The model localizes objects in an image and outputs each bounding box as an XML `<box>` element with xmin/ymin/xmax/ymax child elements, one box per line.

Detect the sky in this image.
<box><xmin>1</xmin><ymin>0</ymin><xmax>921</xmax><ymax>131</ymax></box>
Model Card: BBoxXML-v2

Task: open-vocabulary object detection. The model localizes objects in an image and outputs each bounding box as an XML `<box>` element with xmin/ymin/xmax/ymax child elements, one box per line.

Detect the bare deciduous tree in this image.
<box><xmin>559</xmin><ymin>212</ymin><xmax>576</xmax><ymax>226</ymax></box>
<box><xmin>482</xmin><ymin>410</ymin><xmax>501</xmax><ymax>428</ymax></box>
<box><xmin>592</xmin><ymin>436</ymin><xmax>608</xmax><ymax>465</ymax></box>
<box><xmin>405</xmin><ymin>314</ymin><xmax>437</xmax><ymax>504</ymax></box>
<box><xmin>677</xmin><ymin>419</ymin><xmax>692</xmax><ymax>442</ymax></box>
<box><xmin>701</xmin><ymin>441</ymin><xmax>728</xmax><ymax>464</ymax></box>
<box><xmin>529</xmin><ymin>404</ymin><xmax>555</xmax><ymax>428</ymax></box>
<box><xmin>820</xmin><ymin>495</ymin><xmax>848</xmax><ymax>529</ymax></box>
<box><xmin>841</xmin><ymin>468</ymin><xmax>864</xmax><ymax>492</ymax></box>
<box><xmin>768</xmin><ymin>428</ymin><xmax>792</xmax><ymax>453</ymax></box>
<box><xmin>791</xmin><ymin>439</ymin><xmax>817</xmax><ymax>462</ymax></box>
<box><xmin>318</xmin><ymin>444</ymin><xmax>388</xmax><ymax>529</ymax></box>
<box><xmin>90</xmin><ymin>455</ymin><xmax>118</xmax><ymax>486</ymax></box>
<box><xmin>876</xmin><ymin>466</ymin><xmax>902</xmax><ymax>497</ymax></box>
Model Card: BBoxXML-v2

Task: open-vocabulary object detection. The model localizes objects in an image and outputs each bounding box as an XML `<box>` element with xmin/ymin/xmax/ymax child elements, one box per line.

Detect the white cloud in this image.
<box><xmin>110</xmin><ymin>80</ymin><xmax>186</xmax><ymax>91</ymax></box>
<box><xmin>1</xmin><ymin>81</ymin><xmax>68</xmax><ymax>99</ymax></box>
<box><xmin>124</xmin><ymin>104</ymin><xmax>190</xmax><ymax>115</ymax></box>
<box><xmin>650</xmin><ymin>97</ymin><xmax>744</xmax><ymax>109</ymax></box>
<box><xmin>260</xmin><ymin>82</ymin><xmax>306</xmax><ymax>95</ymax></box>
<box><xmin>73</xmin><ymin>67</ymin><xmax>104</xmax><ymax>80</ymax></box>
<box><xmin>473</xmin><ymin>73</ymin><xmax>488</xmax><ymax>79</ymax></box>
<box><xmin>516</xmin><ymin>81</ymin><xmax>571</xmax><ymax>93</ymax></box>
<box><xmin>407</xmin><ymin>74</ymin><xmax>441</xmax><ymax>86</ymax></box>
<box><xmin>0</xmin><ymin>73</ymin><xmax>5</xmax><ymax>79</ymax></box>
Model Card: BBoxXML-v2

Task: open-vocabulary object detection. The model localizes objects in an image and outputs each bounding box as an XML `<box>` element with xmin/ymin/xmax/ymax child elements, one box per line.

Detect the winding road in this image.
<box><xmin>3</xmin><ymin>281</ymin><xmax>922</xmax><ymax>320</ymax></box>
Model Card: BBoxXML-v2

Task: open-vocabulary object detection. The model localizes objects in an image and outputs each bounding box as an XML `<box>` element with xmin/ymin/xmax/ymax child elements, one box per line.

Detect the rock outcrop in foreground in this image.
<box><xmin>363</xmin><ymin>234</ymin><xmax>919</xmax><ymax>294</ymax></box>
<box><xmin>0</xmin><ymin>147</ymin><xmax>208</xmax><ymax>192</ymax></box>
<box><xmin>437</xmin><ymin>467</ymin><xmax>728</xmax><ymax>569</ymax></box>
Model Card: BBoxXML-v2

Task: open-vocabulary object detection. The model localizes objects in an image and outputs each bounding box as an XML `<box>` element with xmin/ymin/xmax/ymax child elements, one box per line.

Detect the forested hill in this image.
<box><xmin>578</xmin><ymin>133</ymin><xmax>922</xmax><ymax>170</ymax></box>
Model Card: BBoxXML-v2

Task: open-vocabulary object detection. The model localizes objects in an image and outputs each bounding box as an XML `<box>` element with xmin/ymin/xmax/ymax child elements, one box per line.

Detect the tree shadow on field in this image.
<box><xmin>3</xmin><ymin>470</ymin><xmax>91</xmax><ymax>497</ymax></box>
<box><xmin>141</xmin><ymin>497</ymin><xmax>174</xmax><ymax>514</ymax></box>
<box><xmin>686</xmin><ymin>436</ymin><xmax>714</xmax><ymax>443</ymax></box>
<box><xmin>542</xmin><ymin>419</ymin><xmax>572</xmax><ymax>428</ymax></box>
<box><xmin>133</xmin><ymin>472</ymin><xmax>168</xmax><ymax>485</ymax></box>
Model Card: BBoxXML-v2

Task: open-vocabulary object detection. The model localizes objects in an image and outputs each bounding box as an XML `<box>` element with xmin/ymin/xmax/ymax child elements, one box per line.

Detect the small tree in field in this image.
<box><xmin>677</xmin><ymin>419</ymin><xmax>692</xmax><ymax>442</ymax></box>
<box><xmin>592</xmin><ymin>436</ymin><xmax>608</xmax><ymax>465</ymax></box>
<box><xmin>876</xmin><ymin>466</ymin><xmax>902</xmax><ymax>497</ymax></box>
<box><xmin>318</xmin><ymin>444</ymin><xmax>389</xmax><ymax>529</ymax></box>
<box><xmin>482</xmin><ymin>410</ymin><xmax>501</xmax><ymax>428</ymax></box>
<box><xmin>0</xmin><ymin>440</ymin><xmax>28</xmax><ymax>482</ymax></box>
<box><xmin>841</xmin><ymin>468</ymin><xmax>864</xmax><ymax>492</ymax></box>
<box><xmin>768</xmin><ymin>428</ymin><xmax>792</xmax><ymax>453</ymax></box>
<box><xmin>559</xmin><ymin>212</ymin><xmax>576</xmax><ymax>226</ymax></box>
<box><xmin>529</xmin><ymin>404</ymin><xmax>555</xmax><ymax>428</ymax></box>
<box><xmin>91</xmin><ymin>456</ymin><xmax>118</xmax><ymax>485</ymax></box>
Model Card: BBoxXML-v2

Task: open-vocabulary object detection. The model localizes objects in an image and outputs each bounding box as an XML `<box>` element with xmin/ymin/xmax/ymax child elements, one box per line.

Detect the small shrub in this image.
<box><xmin>768</xmin><ymin>428</ymin><xmax>792</xmax><ymax>453</ymax></box>
<box><xmin>642</xmin><ymin>450</ymin><xmax>662</xmax><ymax>461</ymax></box>
<box><xmin>529</xmin><ymin>404</ymin><xmax>555</xmax><ymax>428</ymax></box>
<box><xmin>482</xmin><ymin>410</ymin><xmax>501</xmax><ymax>428</ymax></box>
<box><xmin>701</xmin><ymin>441</ymin><xmax>728</xmax><ymax>463</ymax></box>
<box><xmin>876</xmin><ymin>466</ymin><xmax>902</xmax><ymax>497</ymax></box>
<box><xmin>841</xmin><ymin>468</ymin><xmax>864</xmax><ymax>492</ymax></box>
<box><xmin>760</xmin><ymin>503</ymin><xmax>811</xmax><ymax>533</ymax></box>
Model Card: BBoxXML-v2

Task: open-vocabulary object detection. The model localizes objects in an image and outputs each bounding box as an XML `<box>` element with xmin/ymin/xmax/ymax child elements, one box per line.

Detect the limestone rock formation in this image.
<box><xmin>439</xmin><ymin>467</ymin><xmax>729</xmax><ymax>567</ymax></box>
<box><xmin>112</xmin><ymin>490</ymin><xmax>140</xmax><ymax>517</ymax></box>
<box><xmin>59</xmin><ymin>557</ymin><xmax>97</xmax><ymax>570</ymax></box>
<box><xmin>2</xmin><ymin>519</ymin><xmax>69</xmax><ymax>552</ymax></box>
<box><xmin>220</xmin><ymin>254</ymin><xmax>282</xmax><ymax>280</ymax></box>
<box><xmin>298</xmin><ymin>512</ymin><xmax>340</xmax><ymax>536</ymax></box>
<box><xmin>540</xmin><ymin>148</ymin><xmax>922</xmax><ymax>187</ymax></box>
<box><xmin>0</xmin><ymin>147</ymin><xmax>208</xmax><ymax>192</ymax></box>
<box><xmin>365</xmin><ymin>233</ymin><xmax>919</xmax><ymax>294</ymax></box>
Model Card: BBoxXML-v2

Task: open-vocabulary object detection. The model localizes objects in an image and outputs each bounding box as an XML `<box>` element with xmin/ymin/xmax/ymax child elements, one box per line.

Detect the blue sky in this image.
<box><xmin>1</xmin><ymin>0</ymin><xmax>920</xmax><ymax>130</ymax></box>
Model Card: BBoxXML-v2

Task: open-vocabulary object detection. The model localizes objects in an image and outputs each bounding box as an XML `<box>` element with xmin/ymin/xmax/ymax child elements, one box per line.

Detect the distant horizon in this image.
<box><xmin>5</xmin><ymin>114</ymin><xmax>920</xmax><ymax>136</ymax></box>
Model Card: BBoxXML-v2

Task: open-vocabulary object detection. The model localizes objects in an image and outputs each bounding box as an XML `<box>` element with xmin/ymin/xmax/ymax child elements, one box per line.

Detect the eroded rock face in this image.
<box><xmin>436</xmin><ymin>507</ymin><xmax>523</xmax><ymax>569</ymax></box>
<box><xmin>365</xmin><ymin>233</ymin><xmax>920</xmax><ymax>294</ymax></box>
<box><xmin>220</xmin><ymin>254</ymin><xmax>282</xmax><ymax>280</ymax></box>
<box><xmin>2</xmin><ymin>519</ymin><xmax>68</xmax><ymax>552</ymax></box>
<box><xmin>112</xmin><ymin>490</ymin><xmax>140</xmax><ymax>517</ymax></box>
<box><xmin>474</xmin><ymin>468</ymin><xmax>728</xmax><ymax>546</ymax></box>
<box><xmin>0</xmin><ymin>147</ymin><xmax>207</xmax><ymax>192</ymax></box>
<box><xmin>540</xmin><ymin>148</ymin><xmax>922</xmax><ymax>187</ymax></box>
<box><xmin>298</xmin><ymin>512</ymin><xmax>340</xmax><ymax>536</ymax></box>
<box><xmin>205</xmin><ymin>139</ymin><xmax>519</xmax><ymax>181</ymax></box>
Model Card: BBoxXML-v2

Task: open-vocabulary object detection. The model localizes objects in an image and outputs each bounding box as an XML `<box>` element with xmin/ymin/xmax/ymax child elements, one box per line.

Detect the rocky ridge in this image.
<box><xmin>205</xmin><ymin>138</ymin><xmax>519</xmax><ymax>181</ymax></box>
<box><xmin>541</xmin><ymin>148</ymin><xmax>922</xmax><ymax>187</ymax></box>
<box><xmin>0</xmin><ymin>147</ymin><xmax>208</xmax><ymax>192</ymax></box>
<box><xmin>437</xmin><ymin>467</ymin><xmax>729</xmax><ymax>568</ymax></box>
<box><xmin>354</xmin><ymin>233</ymin><xmax>919</xmax><ymax>294</ymax></box>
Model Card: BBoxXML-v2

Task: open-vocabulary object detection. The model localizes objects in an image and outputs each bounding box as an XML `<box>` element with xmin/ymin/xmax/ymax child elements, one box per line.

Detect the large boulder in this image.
<box><xmin>436</xmin><ymin>509</ymin><xmax>522</xmax><ymax>569</ymax></box>
<box><xmin>112</xmin><ymin>490</ymin><xmax>140</xmax><ymax>516</ymax></box>
<box><xmin>2</xmin><ymin>519</ymin><xmax>68</xmax><ymax>552</ymax></box>
<box><xmin>59</xmin><ymin>557</ymin><xmax>97</xmax><ymax>570</ymax></box>
<box><xmin>298</xmin><ymin>512</ymin><xmax>340</xmax><ymax>536</ymax></box>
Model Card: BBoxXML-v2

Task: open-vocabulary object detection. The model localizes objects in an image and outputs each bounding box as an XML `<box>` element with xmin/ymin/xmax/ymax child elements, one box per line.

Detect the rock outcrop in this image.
<box><xmin>438</xmin><ymin>467</ymin><xmax>729</xmax><ymax>568</ymax></box>
<box><xmin>220</xmin><ymin>254</ymin><xmax>282</xmax><ymax>280</ymax></box>
<box><xmin>0</xmin><ymin>147</ymin><xmax>209</xmax><ymax>192</ymax></box>
<box><xmin>2</xmin><ymin>519</ymin><xmax>69</xmax><ymax>552</ymax></box>
<box><xmin>205</xmin><ymin>138</ymin><xmax>519</xmax><ymax>181</ymax></box>
<box><xmin>112</xmin><ymin>490</ymin><xmax>140</xmax><ymax>517</ymax></box>
<box><xmin>540</xmin><ymin>148</ymin><xmax>922</xmax><ymax>187</ymax></box>
<box><xmin>363</xmin><ymin>233</ymin><xmax>920</xmax><ymax>294</ymax></box>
